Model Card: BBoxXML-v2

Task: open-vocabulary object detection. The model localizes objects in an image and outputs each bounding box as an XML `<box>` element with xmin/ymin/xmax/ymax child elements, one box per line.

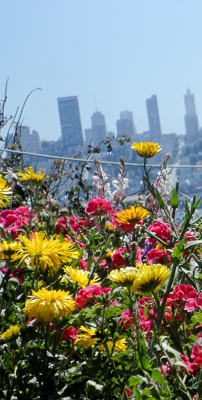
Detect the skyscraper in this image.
<box><xmin>184</xmin><ymin>89</ymin><xmax>199</xmax><ymax>139</ymax></box>
<box><xmin>146</xmin><ymin>95</ymin><xmax>162</xmax><ymax>141</ymax></box>
<box><xmin>116</xmin><ymin>110</ymin><xmax>136</xmax><ymax>139</ymax></box>
<box><xmin>57</xmin><ymin>96</ymin><xmax>84</xmax><ymax>154</ymax></box>
<box><xmin>91</xmin><ymin>111</ymin><xmax>107</xmax><ymax>144</ymax></box>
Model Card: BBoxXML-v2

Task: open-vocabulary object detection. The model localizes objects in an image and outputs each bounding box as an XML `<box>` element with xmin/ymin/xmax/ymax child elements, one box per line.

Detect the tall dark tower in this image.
<box><xmin>57</xmin><ymin>96</ymin><xmax>84</xmax><ymax>154</ymax></box>
<box><xmin>184</xmin><ymin>89</ymin><xmax>199</xmax><ymax>139</ymax></box>
<box><xmin>146</xmin><ymin>95</ymin><xmax>162</xmax><ymax>141</ymax></box>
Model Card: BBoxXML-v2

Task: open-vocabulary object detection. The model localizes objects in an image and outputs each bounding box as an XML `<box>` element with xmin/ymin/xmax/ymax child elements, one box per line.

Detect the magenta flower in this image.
<box><xmin>75</xmin><ymin>285</ymin><xmax>111</xmax><ymax>309</ymax></box>
<box><xmin>146</xmin><ymin>248</ymin><xmax>171</xmax><ymax>265</ymax></box>
<box><xmin>147</xmin><ymin>222</ymin><xmax>171</xmax><ymax>245</ymax></box>
<box><xmin>85</xmin><ymin>198</ymin><xmax>115</xmax><ymax>216</ymax></box>
<box><xmin>166</xmin><ymin>284</ymin><xmax>198</xmax><ymax>312</ymax></box>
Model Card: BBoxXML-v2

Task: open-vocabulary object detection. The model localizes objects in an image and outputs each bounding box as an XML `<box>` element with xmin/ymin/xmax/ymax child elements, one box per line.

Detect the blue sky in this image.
<box><xmin>1</xmin><ymin>1</ymin><xmax>202</xmax><ymax>141</ymax></box>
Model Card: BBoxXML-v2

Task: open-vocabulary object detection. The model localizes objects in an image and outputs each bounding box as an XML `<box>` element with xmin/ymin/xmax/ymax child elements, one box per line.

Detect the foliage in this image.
<box><xmin>0</xmin><ymin>87</ymin><xmax>202</xmax><ymax>399</ymax></box>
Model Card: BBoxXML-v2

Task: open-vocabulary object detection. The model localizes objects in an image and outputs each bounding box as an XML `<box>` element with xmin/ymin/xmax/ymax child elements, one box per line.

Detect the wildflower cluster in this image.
<box><xmin>0</xmin><ymin>143</ymin><xmax>202</xmax><ymax>399</ymax></box>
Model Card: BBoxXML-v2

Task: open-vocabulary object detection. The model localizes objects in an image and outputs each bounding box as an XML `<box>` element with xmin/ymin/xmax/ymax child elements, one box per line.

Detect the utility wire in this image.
<box><xmin>1</xmin><ymin>147</ymin><xmax>202</xmax><ymax>169</ymax></box>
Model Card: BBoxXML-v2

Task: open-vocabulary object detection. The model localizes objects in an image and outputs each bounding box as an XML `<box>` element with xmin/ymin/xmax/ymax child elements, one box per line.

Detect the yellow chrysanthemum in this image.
<box><xmin>75</xmin><ymin>326</ymin><xmax>127</xmax><ymax>353</ymax></box>
<box><xmin>0</xmin><ymin>241</ymin><xmax>23</xmax><ymax>263</ymax></box>
<box><xmin>24</xmin><ymin>288</ymin><xmax>75</xmax><ymax>322</ymax></box>
<box><xmin>75</xmin><ymin>326</ymin><xmax>99</xmax><ymax>349</ymax></box>
<box><xmin>62</xmin><ymin>266</ymin><xmax>100</xmax><ymax>287</ymax></box>
<box><xmin>17</xmin><ymin>232</ymin><xmax>79</xmax><ymax>274</ymax></box>
<box><xmin>98</xmin><ymin>338</ymin><xmax>127</xmax><ymax>353</ymax></box>
<box><xmin>109</xmin><ymin>267</ymin><xmax>139</xmax><ymax>287</ymax></box>
<box><xmin>1</xmin><ymin>325</ymin><xmax>20</xmax><ymax>341</ymax></box>
<box><xmin>131</xmin><ymin>142</ymin><xmax>161</xmax><ymax>158</ymax></box>
<box><xmin>18</xmin><ymin>166</ymin><xmax>45</xmax><ymax>182</ymax></box>
<box><xmin>131</xmin><ymin>264</ymin><xmax>170</xmax><ymax>294</ymax></box>
<box><xmin>0</xmin><ymin>177</ymin><xmax>12</xmax><ymax>207</ymax></box>
<box><xmin>116</xmin><ymin>206</ymin><xmax>149</xmax><ymax>225</ymax></box>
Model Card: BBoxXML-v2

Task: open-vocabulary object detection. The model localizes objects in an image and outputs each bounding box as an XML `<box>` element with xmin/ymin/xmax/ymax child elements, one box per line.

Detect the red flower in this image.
<box><xmin>0</xmin><ymin>207</ymin><xmax>36</xmax><ymax>239</ymax></box>
<box><xmin>147</xmin><ymin>222</ymin><xmax>171</xmax><ymax>245</ymax></box>
<box><xmin>79</xmin><ymin>259</ymin><xmax>88</xmax><ymax>270</ymax></box>
<box><xmin>55</xmin><ymin>215</ymin><xmax>86</xmax><ymax>236</ymax></box>
<box><xmin>111</xmin><ymin>248</ymin><xmax>128</xmax><ymax>267</ymax></box>
<box><xmin>181</xmin><ymin>340</ymin><xmax>202</xmax><ymax>374</ymax></box>
<box><xmin>85</xmin><ymin>198</ymin><xmax>115</xmax><ymax>216</ymax></box>
<box><xmin>60</xmin><ymin>327</ymin><xmax>78</xmax><ymax>341</ymax></box>
<box><xmin>111</xmin><ymin>215</ymin><xmax>134</xmax><ymax>233</ymax></box>
<box><xmin>146</xmin><ymin>248</ymin><xmax>171</xmax><ymax>265</ymax></box>
<box><xmin>75</xmin><ymin>285</ymin><xmax>111</xmax><ymax>309</ymax></box>
<box><xmin>120</xmin><ymin>309</ymin><xmax>133</xmax><ymax>330</ymax></box>
<box><xmin>166</xmin><ymin>284</ymin><xmax>198</xmax><ymax>312</ymax></box>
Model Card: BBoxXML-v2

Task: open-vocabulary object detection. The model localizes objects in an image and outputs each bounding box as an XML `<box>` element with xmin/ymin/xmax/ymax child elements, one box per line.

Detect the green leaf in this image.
<box><xmin>137</xmin><ymin>339</ymin><xmax>152</xmax><ymax>371</ymax></box>
<box><xmin>171</xmin><ymin>188</ymin><xmax>179</xmax><ymax>208</ymax></box>
<box><xmin>155</xmin><ymin>189</ymin><xmax>165</xmax><ymax>208</ymax></box>
<box><xmin>128</xmin><ymin>376</ymin><xmax>142</xmax><ymax>387</ymax></box>
<box><xmin>152</xmin><ymin>369</ymin><xmax>167</xmax><ymax>386</ymax></box>
<box><xmin>171</xmin><ymin>240</ymin><xmax>184</xmax><ymax>264</ymax></box>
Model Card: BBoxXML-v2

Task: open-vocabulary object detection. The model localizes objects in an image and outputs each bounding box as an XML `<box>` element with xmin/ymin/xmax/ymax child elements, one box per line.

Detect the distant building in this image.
<box><xmin>184</xmin><ymin>89</ymin><xmax>199</xmax><ymax>139</ymax></box>
<box><xmin>84</xmin><ymin>128</ymin><xmax>94</xmax><ymax>145</ymax></box>
<box><xmin>91</xmin><ymin>111</ymin><xmax>107</xmax><ymax>145</ymax></box>
<box><xmin>116</xmin><ymin>110</ymin><xmax>137</xmax><ymax>139</ymax></box>
<box><xmin>146</xmin><ymin>95</ymin><xmax>162</xmax><ymax>141</ymax></box>
<box><xmin>57</xmin><ymin>96</ymin><xmax>84</xmax><ymax>155</ymax></box>
<box><xmin>20</xmin><ymin>126</ymin><xmax>41</xmax><ymax>153</ymax></box>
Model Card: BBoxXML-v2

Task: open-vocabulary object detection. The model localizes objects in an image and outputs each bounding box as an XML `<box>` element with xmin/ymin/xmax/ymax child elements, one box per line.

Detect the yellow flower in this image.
<box><xmin>17</xmin><ymin>232</ymin><xmax>79</xmax><ymax>274</ymax></box>
<box><xmin>75</xmin><ymin>325</ymin><xmax>99</xmax><ymax>349</ymax></box>
<box><xmin>98</xmin><ymin>338</ymin><xmax>127</xmax><ymax>353</ymax></box>
<box><xmin>105</xmin><ymin>250</ymin><xmax>116</xmax><ymax>259</ymax></box>
<box><xmin>131</xmin><ymin>264</ymin><xmax>170</xmax><ymax>293</ymax></box>
<box><xmin>18</xmin><ymin>166</ymin><xmax>45</xmax><ymax>182</ymax></box>
<box><xmin>131</xmin><ymin>142</ymin><xmax>161</xmax><ymax>158</ymax></box>
<box><xmin>24</xmin><ymin>288</ymin><xmax>75</xmax><ymax>322</ymax></box>
<box><xmin>62</xmin><ymin>266</ymin><xmax>100</xmax><ymax>287</ymax></box>
<box><xmin>1</xmin><ymin>325</ymin><xmax>20</xmax><ymax>341</ymax></box>
<box><xmin>116</xmin><ymin>206</ymin><xmax>149</xmax><ymax>225</ymax></box>
<box><xmin>75</xmin><ymin>326</ymin><xmax>127</xmax><ymax>354</ymax></box>
<box><xmin>109</xmin><ymin>267</ymin><xmax>139</xmax><ymax>287</ymax></box>
<box><xmin>0</xmin><ymin>177</ymin><xmax>12</xmax><ymax>207</ymax></box>
<box><xmin>0</xmin><ymin>241</ymin><xmax>23</xmax><ymax>263</ymax></box>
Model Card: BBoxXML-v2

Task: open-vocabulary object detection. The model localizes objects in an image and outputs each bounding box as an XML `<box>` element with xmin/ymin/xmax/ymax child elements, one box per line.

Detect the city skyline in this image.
<box><xmin>1</xmin><ymin>1</ymin><xmax>202</xmax><ymax>141</ymax></box>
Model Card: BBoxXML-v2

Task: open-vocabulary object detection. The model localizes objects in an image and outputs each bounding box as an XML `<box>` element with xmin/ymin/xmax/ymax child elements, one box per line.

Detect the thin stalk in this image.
<box><xmin>157</xmin><ymin>262</ymin><xmax>177</xmax><ymax>331</ymax></box>
<box><xmin>44</xmin><ymin>322</ymin><xmax>50</xmax><ymax>368</ymax></box>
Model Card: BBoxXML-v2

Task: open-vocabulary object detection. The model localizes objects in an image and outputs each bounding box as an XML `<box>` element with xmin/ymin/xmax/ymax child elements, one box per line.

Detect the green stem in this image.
<box><xmin>44</xmin><ymin>322</ymin><xmax>50</xmax><ymax>368</ymax></box>
<box><xmin>31</xmin><ymin>264</ymin><xmax>38</xmax><ymax>290</ymax></box>
<box><xmin>157</xmin><ymin>262</ymin><xmax>177</xmax><ymax>331</ymax></box>
<box><xmin>127</xmin><ymin>287</ymin><xmax>139</xmax><ymax>341</ymax></box>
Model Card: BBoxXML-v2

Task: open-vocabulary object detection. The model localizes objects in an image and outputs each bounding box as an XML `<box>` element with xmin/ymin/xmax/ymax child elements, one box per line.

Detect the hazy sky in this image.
<box><xmin>1</xmin><ymin>1</ymin><xmax>202</xmax><ymax>141</ymax></box>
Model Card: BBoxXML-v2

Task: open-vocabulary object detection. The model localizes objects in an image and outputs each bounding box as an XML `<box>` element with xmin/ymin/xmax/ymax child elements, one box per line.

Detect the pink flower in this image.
<box><xmin>0</xmin><ymin>206</ymin><xmax>36</xmax><ymax>239</ymax></box>
<box><xmin>181</xmin><ymin>340</ymin><xmax>202</xmax><ymax>374</ymax></box>
<box><xmin>79</xmin><ymin>259</ymin><xmax>88</xmax><ymax>270</ymax></box>
<box><xmin>111</xmin><ymin>215</ymin><xmax>134</xmax><ymax>233</ymax></box>
<box><xmin>147</xmin><ymin>222</ymin><xmax>171</xmax><ymax>245</ymax></box>
<box><xmin>1</xmin><ymin>265</ymin><xmax>24</xmax><ymax>283</ymax></box>
<box><xmin>75</xmin><ymin>285</ymin><xmax>111</xmax><ymax>309</ymax></box>
<box><xmin>55</xmin><ymin>216</ymin><xmax>86</xmax><ymax>236</ymax></box>
<box><xmin>146</xmin><ymin>248</ymin><xmax>171</xmax><ymax>265</ymax></box>
<box><xmin>60</xmin><ymin>327</ymin><xmax>78</xmax><ymax>341</ymax></box>
<box><xmin>159</xmin><ymin>362</ymin><xmax>172</xmax><ymax>377</ymax></box>
<box><xmin>111</xmin><ymin>248</ymin><xmax>128</xmax><ymax>267</ymax></box>
<box><xmin>85</xmin><ymin>198</ymin><xmax>115</xmax><ymax>216</ymax></box>
<box><xmin>136</xmin><ymin>246</ymin><xmax>143</xmax><ymax>263</ymax></box>
<box><xmin>120</xmin><ymin>309</ymin><xmax>133</xmax><ymax>330</ymax></box>
<box><xmin>166</xmin><ymin>284</ymin><xmax>198</xmax><ymax>312</ymax></box>
<box><xmin>138</xmin><ymin>308</ymin><xmax>154</xmax><ymax>337</ymax></box>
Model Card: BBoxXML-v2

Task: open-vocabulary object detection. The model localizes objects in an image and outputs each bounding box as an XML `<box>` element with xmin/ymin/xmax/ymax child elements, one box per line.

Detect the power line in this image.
<box><xmin>1</xmin><ymin>147</ymin><xmax>202</xmax><ymax>169</ymax></box>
